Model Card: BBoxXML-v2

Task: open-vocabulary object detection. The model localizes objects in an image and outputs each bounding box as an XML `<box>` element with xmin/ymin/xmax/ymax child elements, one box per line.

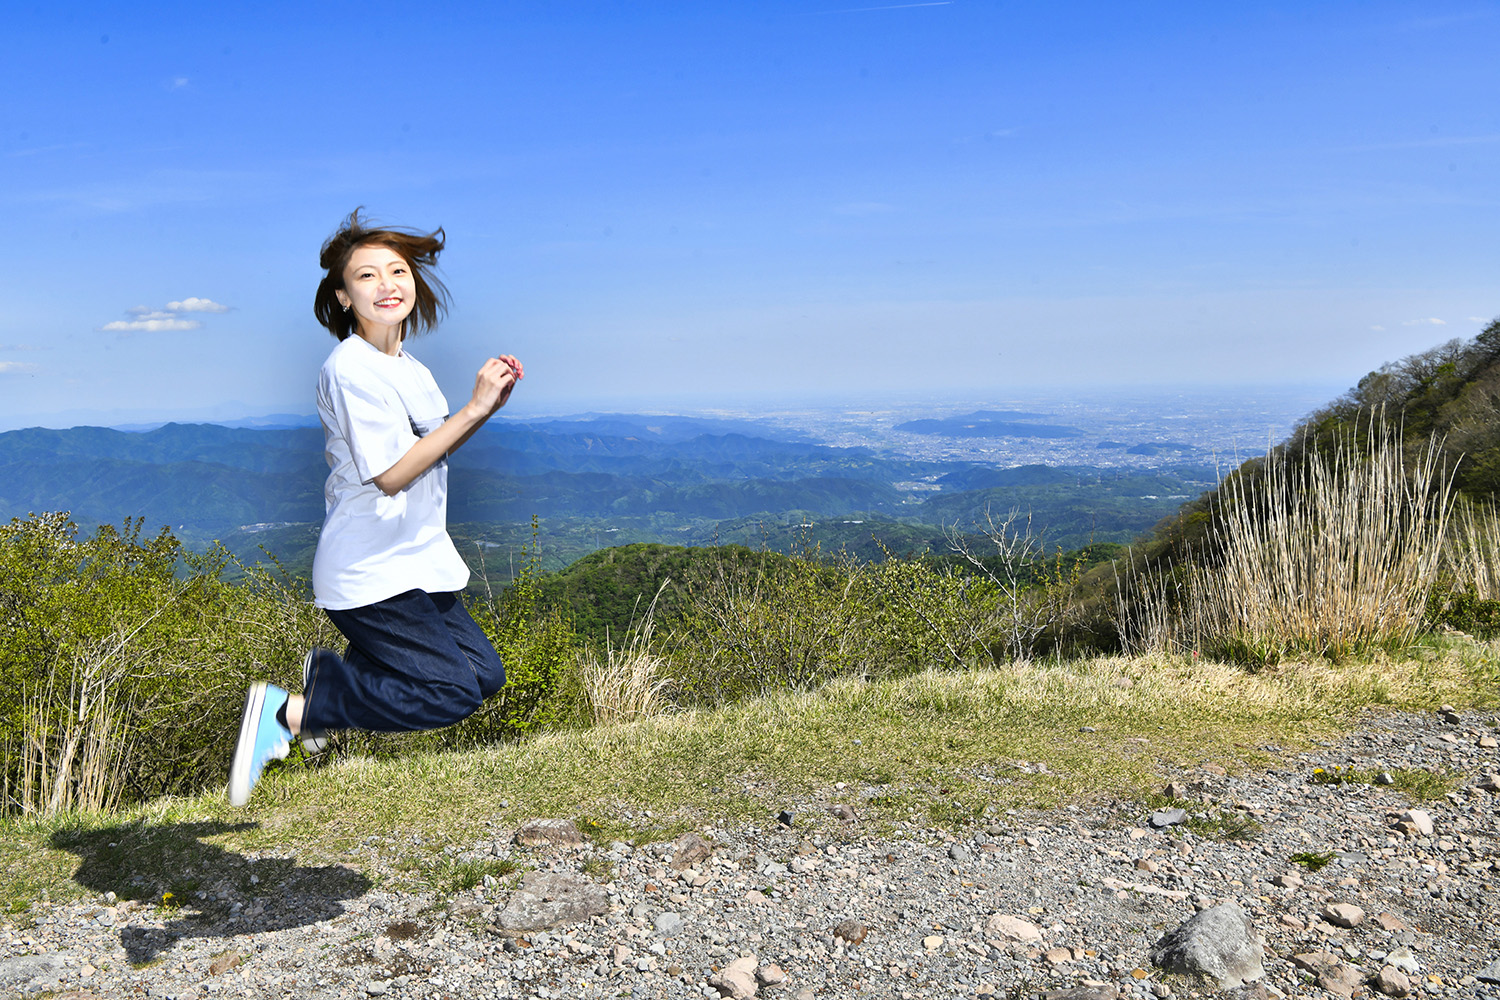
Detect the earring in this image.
<box><xmin>343</xmin><ymin>304</ymin><xmax>351</xmax><ymax>312</ymax></box>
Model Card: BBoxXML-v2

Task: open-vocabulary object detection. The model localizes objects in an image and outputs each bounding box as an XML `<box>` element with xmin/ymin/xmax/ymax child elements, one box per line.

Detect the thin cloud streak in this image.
<box><xmin>809</xmin><ymin>2</ymin><xmax>951</xmax><ymax>13</ymax></box>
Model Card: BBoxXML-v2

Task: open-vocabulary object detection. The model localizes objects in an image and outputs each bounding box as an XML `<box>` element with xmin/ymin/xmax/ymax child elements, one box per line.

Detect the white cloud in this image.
<box><xmin>0</xmin><ymin>361</ymin><xmax>40</xmax><ymax>374</ymax></box>
<box><xmin>1369</xmin><ymin>325</ymin><xmax>1387</xmax><ymax>331</ymax></box>
<box><xmin>166</xmin><ymin>297</ymin><xmax>229</xmax><ymax>313</ymax></box>
<box><xmin>101</xmin><ymin>297</ymin><xmax>229</xmax><ymax>333</ymax></box>
<box><xmin>1470</xmin><ymin>316</ymin><xmax>1491</xmax><ymax>323</ymax></box>
<box><xmin>1401</xmin><ymin>317</ymin><xmax>1447</xmax><ymax>326</ymax></box>
<box><xmin>101</xmin><ymin>318</ymin><xmax>203</xmax><ymax>332</ymax></box>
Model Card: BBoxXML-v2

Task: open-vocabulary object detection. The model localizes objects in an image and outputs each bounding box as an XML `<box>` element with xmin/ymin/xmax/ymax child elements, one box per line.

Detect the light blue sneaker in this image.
<box><xmin>300</xmin><ymin>650</ymin><xmax>331</xmax><ymax>756</ymax></box>
<box><xmin>228</xmin><ymin>682</ymin><xmax>292</xmax><ymax>807</ymax></box>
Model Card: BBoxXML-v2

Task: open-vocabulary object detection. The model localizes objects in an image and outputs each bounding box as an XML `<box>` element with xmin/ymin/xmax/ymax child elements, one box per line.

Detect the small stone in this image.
<box><xmin>1399</xmin><ymin>809</ymin><xmax>1434</xmax><ymax>836</ymax></box>
<box><xmin>1278</xmin><ymin>914</ymin><xmax>1305</xmax><ymax>930</ymax></box>
<box><xmin>1476</xmin><ymin>774</ymin><xmax>1500</xmax><ymax>793</ymax></box>
<box><xmin>832</xmin><ymin>919</ymin><xmax>867</xmax><ymax>944</ymax></box>
<box><xmin>923</xmin><ymin>934</ymin><xmax>945</xmax><ymax>951</ymax></box>
<box><xmin>365</xmin><ymin>981</ymin><xmax>390</xmax><ymax>997</ymax></box>
<box><xmin>948</xmin><ymin>844</ymin><xmax>972</xmax><ymax>863</ymax></box>
<box><xmin>776</xmin><ymin>810</ymin><xmax>795</xmax><ymax>827</ymax></box>
<box><xmin>985</xmin><ymin>914</ymin><xmax>1043</xmax><ymax>944</ymax></box>
<box><xmin>828</xmin><ymin>804</ymin><xmax>858</xmax><ymax>822</ymax></box>
<box><xmin>1477</xmin><ymin>959</ymin><xmax>1500</xmax><ymax>985</ymax></box>
<box><xmin>512</xmin><ymin>818</ymin><xmax>585</xmax><ymax>848</ymax></box>
<box><xmin>1135</xmin><ymin>858</ymin><xmax>1159</xmax><ymax>873</ymax></box>
<box><xmin>669</xmin><ymin>833</ymin><xmax>714</xmax><ymax>870</ymax></box>
<box><xmin>1385</xmin><ymin>947</ymin><xmax>1420</xmax><ymax>975</ymax></box>
<box><xmin>1150</xmin><ymin>808</ymin><xmax>1187</xmax><ymax>828</ymax></box>
<box><xmin>1477</xmin><ymin>736</ymin><xmax>1498</xmax><ymax>748</ymax></box>
<box><xmin>1322</xmin><ymin>903</ymin><xmax>1365</xmax><ymax>928</ymax></box>
<box><xmin>1374</xmin><ymin>912</ymin><xmax>1408</xmax><ymax>932</ymax></box>
<box><xmin>708</xmin><ymin>956</ymin><xmax>759</xmax><ymax>998</ymax></box>
<box><xmin>1271</xmin><ymin>874</ymin><xmax>1302</xmax><ymax>889</ymax></box>
<box><xmin>1044</xmin><ymin>946</ymin><xmax>1073</xmax><ymax>966</ymax></box>
<box><xmin>1371</xmin><ymin>966</ymin><xmax>1411</xmax><ymax>997</ymax></box>
<box><xmin>209</xmin><ymin>951</ymin><xmax>247</xmax><ymax>975</ymax></box>
<box><xmin>756</xmin><ymin>964</ymin><xmax>786</xmax><ymax>986</ymax></box>
<box><xmin>1375</xmin><ymin>771</ymin><xmax>1395</xmax><ymax>785</ymax></box>
<box><xmin>655</xmin><ymin>911</ymin><xmax>684</xmax><ymax>937</ymax></box>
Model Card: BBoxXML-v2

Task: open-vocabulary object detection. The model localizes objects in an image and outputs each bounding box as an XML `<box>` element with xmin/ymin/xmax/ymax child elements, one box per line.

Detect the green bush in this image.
<box><xmin>0</xmin><ymin>513</ymin><xmax>336</xmax><ymax>815</ymax></box>
<box><xmin>1424</xmin><ymin>586</ymin><xmax>1500</xmax><ymax>639</ymax></box>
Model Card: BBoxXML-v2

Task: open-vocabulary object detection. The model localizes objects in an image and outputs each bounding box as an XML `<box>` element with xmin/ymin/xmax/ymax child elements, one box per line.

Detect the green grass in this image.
<box><xmin>1309</xmin><ymin>764</ymin><xmax>1457</xmax><ymax>802</ymax></box>
<box><xmin>1290</xmin><ymin>850</ymin><xmax>1336</xmax><ymax>872</ymax></box>
<box><xmin>2</xmin><ymin>642</ymin><xmax>1497</xmax><ymax>911</ymax></box>
<box><xmin>417</xmin><ymin>857</ymin><xmax>522</xmax><ymax>897</ymax></box>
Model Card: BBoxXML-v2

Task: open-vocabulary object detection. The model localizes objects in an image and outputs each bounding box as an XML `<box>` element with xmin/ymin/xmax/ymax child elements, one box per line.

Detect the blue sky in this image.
<box><xmin>2</xmin><ymin>1</ymin><xmax>1497</xmax><ymax>430</ymax></box>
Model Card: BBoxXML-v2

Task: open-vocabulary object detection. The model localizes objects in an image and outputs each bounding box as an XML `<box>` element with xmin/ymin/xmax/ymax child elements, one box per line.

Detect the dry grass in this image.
<box><xmin>577</xmin><ymin>594</ymin><xmax>673</xmax><ymax>726</ymax></box>
<box><xmin>1445</xmin><ymin>498</ymin><xmax>1500</xmax><ymax>599</ymax></box>
<box><xmin>6</xmin><ymin>635</ymin><xmax>1495</xmax><ymax>911</ymax></box>
<box><xmin>1122</xmin><ymin>428</ymin><xmax>1453</xmax><ymax>663</ymax></box>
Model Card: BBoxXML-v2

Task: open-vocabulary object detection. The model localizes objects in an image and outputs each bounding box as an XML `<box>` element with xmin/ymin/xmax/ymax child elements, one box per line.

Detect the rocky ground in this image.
<box><xmin>3</xmin><ymin>706</ymin><xmax>1499</xmax><ymax>1000</ymax></box>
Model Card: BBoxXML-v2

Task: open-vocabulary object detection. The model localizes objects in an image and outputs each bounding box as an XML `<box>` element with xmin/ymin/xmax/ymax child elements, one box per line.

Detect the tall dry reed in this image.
<box><xmin>1444</xmin><ymin>498</ymin><xmax>1500</xmax><ymax>599</ymax></box>
<box><xmin>1120</xmin><ymin>427</ymin><xmax>1453</xmax><ymax>663</ymax></box>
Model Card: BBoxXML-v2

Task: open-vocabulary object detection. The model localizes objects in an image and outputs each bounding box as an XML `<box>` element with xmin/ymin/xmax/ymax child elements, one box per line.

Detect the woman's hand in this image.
<box><xmin>372</xmin><ymin>353</ymin><xmax>526</xmax><ymax>496</ymax></box>
<box><xmin>470</xmin><ymin>354</ymin><xmax>524</xmax><ymax>416</ymax></box>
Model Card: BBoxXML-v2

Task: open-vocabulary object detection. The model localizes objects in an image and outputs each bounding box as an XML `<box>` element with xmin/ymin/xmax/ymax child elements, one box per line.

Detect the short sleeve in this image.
<box><xmin>323</xmin><ymin>361</ymin><xmax>413</xmax><ymax>484</ymax></box>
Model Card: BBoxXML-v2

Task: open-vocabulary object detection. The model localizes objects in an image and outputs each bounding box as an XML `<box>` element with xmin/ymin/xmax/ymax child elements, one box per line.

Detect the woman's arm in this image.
<box><xmin>371</xmin><ymin>354</ymin><xmax>524</xmax><ymax>496</ymax></box>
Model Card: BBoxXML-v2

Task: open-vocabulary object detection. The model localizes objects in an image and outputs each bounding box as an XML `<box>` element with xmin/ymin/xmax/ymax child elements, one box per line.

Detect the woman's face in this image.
<box><xmin>335</xmin><ymin>244</ymin><xmax>416</xmax><ymax>337</ymax></box>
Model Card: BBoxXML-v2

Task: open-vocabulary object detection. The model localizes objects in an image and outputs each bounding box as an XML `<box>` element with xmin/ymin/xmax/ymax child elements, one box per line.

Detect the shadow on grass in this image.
<box><xmin>50</xmin><ymin>820</ymin><xmax>370</xmax><ymax>964</ymax></box>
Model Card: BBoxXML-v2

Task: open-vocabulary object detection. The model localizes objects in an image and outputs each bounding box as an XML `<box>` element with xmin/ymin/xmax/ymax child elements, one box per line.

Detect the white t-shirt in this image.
<box><xmin>312</xmin><ymin>335</ymin><xmax>470</xmax><ymax>610</ymax></box>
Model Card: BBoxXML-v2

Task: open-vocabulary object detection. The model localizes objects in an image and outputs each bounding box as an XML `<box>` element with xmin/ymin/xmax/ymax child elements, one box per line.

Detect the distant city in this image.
<box><xmin>551</xmin><ymin>383</ymin><xmax>1345</xmax><ymax>472</ymax></box>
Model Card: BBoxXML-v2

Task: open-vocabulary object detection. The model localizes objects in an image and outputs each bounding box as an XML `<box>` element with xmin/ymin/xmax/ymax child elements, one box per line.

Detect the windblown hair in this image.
<box><xmin>313</xmin><ymin>208</ymin><xmax>451</xmax><ymax>341</ymax></box>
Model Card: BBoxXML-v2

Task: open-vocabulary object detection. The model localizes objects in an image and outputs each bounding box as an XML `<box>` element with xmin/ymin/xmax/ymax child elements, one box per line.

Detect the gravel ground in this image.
<box><xmin>3</xmin><ymin>706</ymin><xmax>1498</xmax><ymax>1000</ymax></box>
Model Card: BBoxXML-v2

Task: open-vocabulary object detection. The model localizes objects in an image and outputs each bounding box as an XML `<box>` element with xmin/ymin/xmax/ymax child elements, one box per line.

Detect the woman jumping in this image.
<box><xmin>230</xmin><ymin>210</ymin><xmax>523</xmax><ymax>806</ymax></box>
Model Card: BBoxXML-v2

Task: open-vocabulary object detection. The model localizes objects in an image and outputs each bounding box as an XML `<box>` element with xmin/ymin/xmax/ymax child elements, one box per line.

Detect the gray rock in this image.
<box><xmin>1150</xmin><ymin>808</ymin><xmax>1188</xmax><ymax>828</ymax></box>
<box><xmin>0</xmin><ymin>954</ymin><xmax>66</xmax><ymax>989</ymax></box>
<box><xmin>669</xmin><ymin>832</ymin><xmax>714</xmax><ymax>870</ymax></box>
<box><xmin>655</xmin><ymin>911</ymin><xmax>684</xmax><ymax>937</ymax></box>
<box><xmin>948</xmin><ymin>843</ymin><xmax>972</xmax><ymax>863</ymax></box>
<box><xmin>1149</xmin><ymin>901</ymin><xmax>1265</xmax><ymax>989</ymax></box>
<box><xmin>512</xmin><ymin>818</ymin><xmax>586</xmax><ymax>848</ymax></box>
<box><xmin>493</xmin><ymin>871</ymin><xmax>609</xmax><ymax>931</ymax></box>
<box><xmin>1477</xmin><ymin>958</ymin><xmax>1500</xmax><ymax>984</ymax></box>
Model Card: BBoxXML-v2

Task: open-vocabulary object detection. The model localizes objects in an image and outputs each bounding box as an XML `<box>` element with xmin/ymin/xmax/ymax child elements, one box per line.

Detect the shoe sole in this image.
<box><xmin>228</xmin><ymin>682</ymin><xmax>268</xmax><ymax>807</ymax></box>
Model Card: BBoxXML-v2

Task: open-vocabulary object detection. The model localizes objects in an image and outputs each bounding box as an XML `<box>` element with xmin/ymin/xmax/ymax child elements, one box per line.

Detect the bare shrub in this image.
<box><xmin>939</xmin><ymin>509</ymin><xmax>1086</xmax><ymax>661</ymax></box>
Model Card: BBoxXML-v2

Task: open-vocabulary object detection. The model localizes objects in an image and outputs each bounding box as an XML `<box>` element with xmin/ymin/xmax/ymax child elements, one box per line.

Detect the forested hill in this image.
<box><xmin>0</xmin><ymin>413</ymin><xmax>1215</xmax><ymax>572</ymax></box>
<box><xmin>1293</xmin><ymin>323</ymin><xmax>1500</xmax><ymax>498</ymax></box>
<box><xmin>1138</xmin><ymin>323</ymin><xmax>1500</xmax><ymax>563</ymax></box>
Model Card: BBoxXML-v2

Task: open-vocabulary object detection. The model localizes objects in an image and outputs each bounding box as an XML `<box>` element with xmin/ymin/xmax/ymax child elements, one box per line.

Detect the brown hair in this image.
<box><xmin>313</xmin><ymin>208</ymin><xmax>450</xmax><ymax>341</ymax></box>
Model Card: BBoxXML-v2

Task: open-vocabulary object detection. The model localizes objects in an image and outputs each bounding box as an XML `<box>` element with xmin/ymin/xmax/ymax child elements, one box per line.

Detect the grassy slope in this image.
<box><xmin>5</xmin><ymin>639</ymin><xmax>1496</xmax><ymax>911</ymax></box>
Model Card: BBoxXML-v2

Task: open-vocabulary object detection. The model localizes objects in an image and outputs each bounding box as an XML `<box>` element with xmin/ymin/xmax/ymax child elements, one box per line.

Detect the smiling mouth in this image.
<box><xmin>375</xmin><ymin>298</ymin><xmax>403</xmax><ymax>308</ymax></box>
